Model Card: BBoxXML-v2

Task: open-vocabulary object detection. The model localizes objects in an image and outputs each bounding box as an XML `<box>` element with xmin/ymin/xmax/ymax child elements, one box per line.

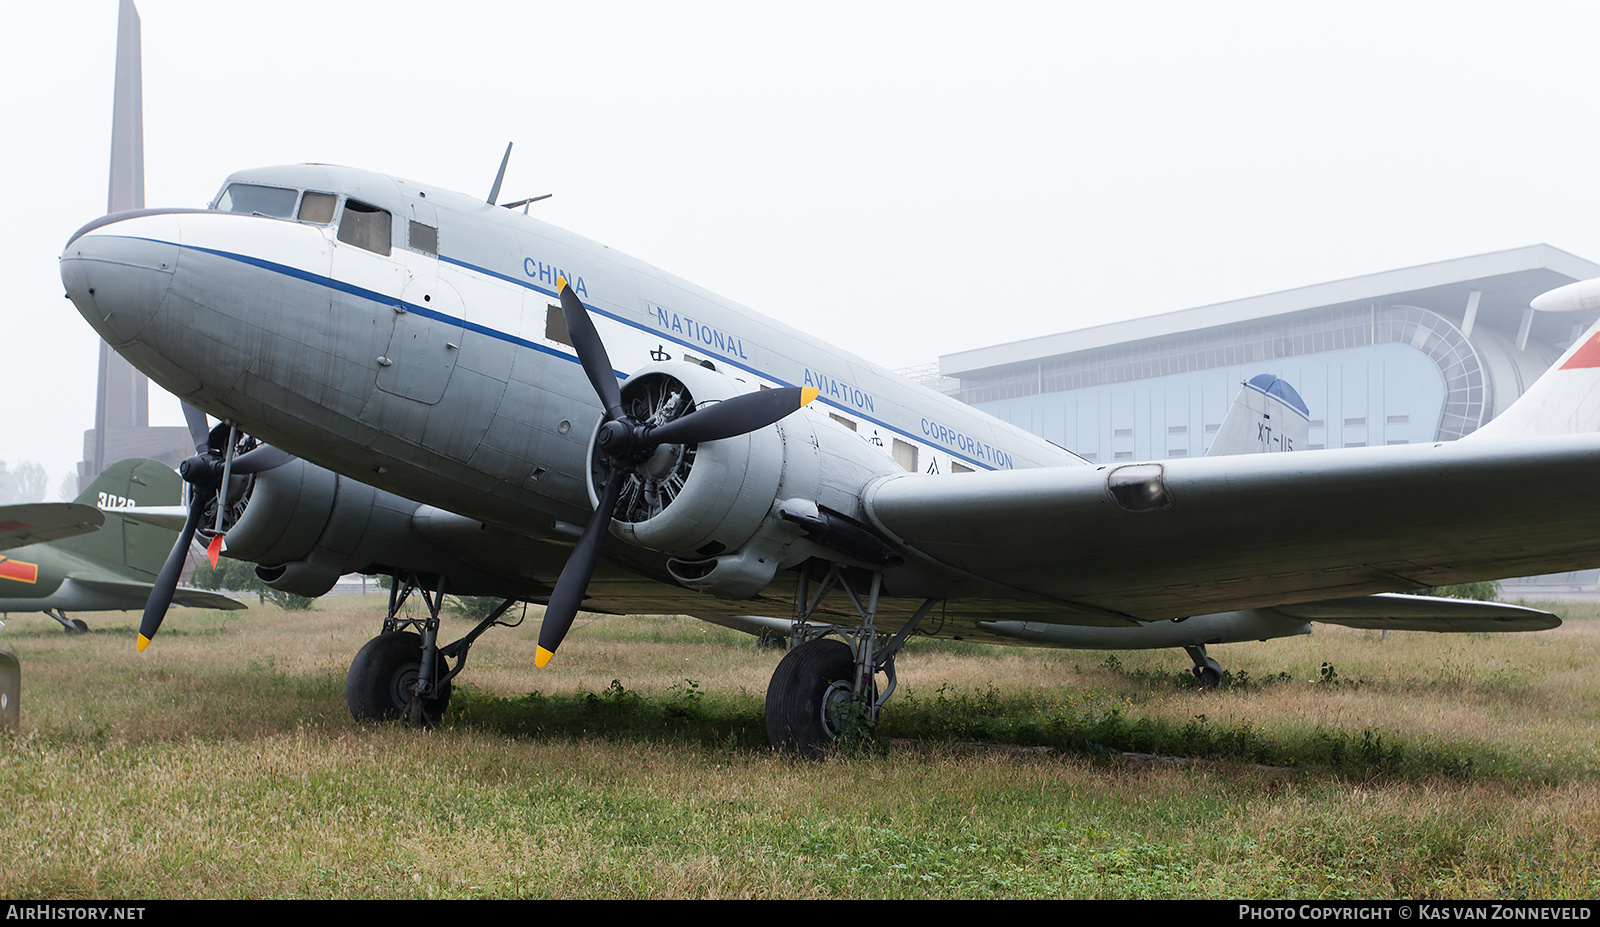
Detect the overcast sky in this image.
<box><xmin>7</xmin><ymin>1</ymin><xmax>1600</xmax><ymax>493</ymax></box>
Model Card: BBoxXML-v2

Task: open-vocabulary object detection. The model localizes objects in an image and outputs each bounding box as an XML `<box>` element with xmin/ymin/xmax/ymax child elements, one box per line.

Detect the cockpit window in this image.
<box><xmin>216</xmin><ymin>183</ymin><xmax>297</xmax><ymax>218</ymax></box>
<box><xmin>297</xmin><ymin>192</ymin><xmax>337</xmax><ymax>225</ymax></box>
<box><xmin>337</xmin><ymin>199</ymin><xmax>392</xmax><ymax>255</ymax></box>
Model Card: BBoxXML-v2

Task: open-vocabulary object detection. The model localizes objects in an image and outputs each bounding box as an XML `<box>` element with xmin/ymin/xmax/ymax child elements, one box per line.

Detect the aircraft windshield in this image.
<box><xmin>216</xmin><ymin>183</ymin><xmax>297</xmax><ymax>218</ymax></box>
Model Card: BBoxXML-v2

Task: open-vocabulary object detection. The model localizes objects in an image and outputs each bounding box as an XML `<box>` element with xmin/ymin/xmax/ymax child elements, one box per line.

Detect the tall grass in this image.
<box><xmin>0</xmin><ymin>596</ymin><xmax>1596</xmax><ymax>898</ymax></box>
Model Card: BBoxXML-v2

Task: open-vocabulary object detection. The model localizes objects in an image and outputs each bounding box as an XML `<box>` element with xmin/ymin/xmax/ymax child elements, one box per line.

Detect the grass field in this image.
<box><xmin>1</xmin><ymin>594</ymin><xmax>1596</xmax><ymax>899</ymax></box>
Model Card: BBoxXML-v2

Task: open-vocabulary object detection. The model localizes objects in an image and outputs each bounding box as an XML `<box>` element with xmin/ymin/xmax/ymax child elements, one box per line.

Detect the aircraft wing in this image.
<box><xmin>0</xmin><ymin>504</ymin><xmax>105</xmax><ymax>553</ymax></box>
<box><xmin>863</xmin><ymin>433</ymin><xmax>1600</xmax><ymax>623</ymax></box>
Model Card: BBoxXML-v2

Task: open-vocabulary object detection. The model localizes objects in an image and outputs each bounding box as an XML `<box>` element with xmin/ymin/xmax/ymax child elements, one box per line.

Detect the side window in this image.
<box><xmin>892</xmin><ymin>438</ymin><xmax>918</xmax><ymax>472</ymax></box>
<box><xmin>297</xmin><ymin>192</ymin><xmax>337</xmax><ymax>224</ymax></box>
<box><xmin>409</xmin><ymin>220</ymin><xmax>438</xmax><ymax>256</ymax></box>
<box><xmin>216</xmin><ymin>183</ymin><xmax>296</xmax><ymax>218</ymax></box>
<box><xmin>337</xmin><ymin>199</ymin><xmax>392</xmax><ymax>255</ymax></box>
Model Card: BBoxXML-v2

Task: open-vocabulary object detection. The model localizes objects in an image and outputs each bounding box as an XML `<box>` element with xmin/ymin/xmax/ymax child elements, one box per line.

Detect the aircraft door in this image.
<box><xmin>375</xmin><ymin>275</ymin><xmax>465</xmax><ymax>403</ymax></box>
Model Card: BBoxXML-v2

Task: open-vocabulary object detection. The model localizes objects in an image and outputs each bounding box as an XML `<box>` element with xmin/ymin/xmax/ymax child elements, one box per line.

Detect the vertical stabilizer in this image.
<box><xmin>1469</xmin><ymin>279</ymin><xmax>1600</xmax><ymax>441</ymax></box>
<box><xmin>1206</xmin><ymin>374</ymin><xmax>1310</xmax><ymax>457</ymax></box>
<box><xmin>55</xmin><ymin>459</ymin><xmax>180</xmax><ymax>580</ymax></box>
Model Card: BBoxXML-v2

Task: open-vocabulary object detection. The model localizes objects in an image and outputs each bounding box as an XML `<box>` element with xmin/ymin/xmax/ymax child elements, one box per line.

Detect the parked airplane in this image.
<box><xmin>0</xmin><ymin>458</ymin><xmax>243</xmax><ymax>631</ymax></box>
<box><xmin>58</xmin><ymin>159</ymin><xmax>1600</xmax><ymax>753</ymax></box>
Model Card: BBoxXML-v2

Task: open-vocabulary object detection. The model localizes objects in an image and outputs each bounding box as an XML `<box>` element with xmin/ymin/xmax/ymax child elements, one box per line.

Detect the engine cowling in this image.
<box><xmin>215</xmin><ymin>456</ymin><xmax>520</xmax><ymax>598</ymax></box>
<box><xmin>586</xmin><ymin>361</ymin><xmax>908</xmax><ymax>598</ymax></box>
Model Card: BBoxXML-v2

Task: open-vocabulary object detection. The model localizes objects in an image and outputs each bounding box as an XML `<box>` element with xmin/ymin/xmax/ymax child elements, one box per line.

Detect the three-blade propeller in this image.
<box><xmin>534</xmin><ymin>279</ymin><xmax>817</xmax><ymax>667</ymax></box>
<box><xmin>137</xmin><ymin>420</ymin><xmax>292</xmax><ymax>652</ymax></box>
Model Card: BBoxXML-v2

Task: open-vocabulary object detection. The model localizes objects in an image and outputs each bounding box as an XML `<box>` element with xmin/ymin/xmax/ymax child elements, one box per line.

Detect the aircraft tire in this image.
<box><xmin>68</xmin><ymin>619</ymin><xmax>89</xmax><ymax>634</ymax></box>
<box><xmin>1195</xmin><ymin>666</ymin><xmax>1222</xmax><ymax>690</ymax></box>
<box><xmin>346</xmin><ymin>631</ymin><xmax>450</xmax><ymax>725</ymax></box>
<box><xmin>765</xmin><ymin>638</ymin><xmax>858</xmax><ymax>759</ymax></box>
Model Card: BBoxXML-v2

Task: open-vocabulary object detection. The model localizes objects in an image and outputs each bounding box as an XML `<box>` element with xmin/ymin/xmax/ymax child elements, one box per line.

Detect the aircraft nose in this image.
<box><xmin>60</xmin><ymin>210</ymin><xmax>182</xmax><ymax>347</ymax></box>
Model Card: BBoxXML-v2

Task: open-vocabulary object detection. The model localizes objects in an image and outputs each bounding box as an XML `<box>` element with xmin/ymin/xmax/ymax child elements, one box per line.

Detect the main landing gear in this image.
<box><xmin>1184</xmin><ymin>644</ymin><xmax>1223</xmax><ymax>690</ymax></box>
<box><xmin>45</xmin><ymin>609</ymin><xmax>89</xmax><ymax>634</ymax></box>
<box><xmin>345</xmin><ymin>571</ymin><xmax>520</xmax><ymax>727</ymax></box>
<box><xmin>765</xmin><ymin>562</ymin><xmax>940</xmax><ymax>758</ymax></box>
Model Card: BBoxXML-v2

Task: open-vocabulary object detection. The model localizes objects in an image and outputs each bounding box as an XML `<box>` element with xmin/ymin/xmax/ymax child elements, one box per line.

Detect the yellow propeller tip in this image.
<box><xmin>136</xmin><ymin>634</ymin><xmax>150</xmax><ymax>653</ymax></box>
<box><xmin>535</xmin><ymin>646</ymin><xmax>554</xmax><ymax>669</ymax></box>
<box><xmin>556</xmin><ymin>276</ymin><xmax>568</xmax><ymax>292</ymax></box>
<box><xmin>800</xmin><ymin>386</ymin><xmax>820</xmax><ymax>406</ymax></box>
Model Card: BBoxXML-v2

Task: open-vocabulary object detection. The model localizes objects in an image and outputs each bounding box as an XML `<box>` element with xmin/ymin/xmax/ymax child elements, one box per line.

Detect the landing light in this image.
<box><xmin>1107</xmin><ymin>464</ymin><xmax>1173</xmax><ymax>512</ymax></box>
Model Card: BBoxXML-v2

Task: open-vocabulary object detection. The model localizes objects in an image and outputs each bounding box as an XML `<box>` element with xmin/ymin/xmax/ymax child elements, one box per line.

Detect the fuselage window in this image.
<box><xmin>337</xmin><ymin>199</ymin><xmax>392</xmax><ymax>255</ymax></box>
<box><xmin>216</xmin><ymin>183</ymin><xmax>297</xmax><ymax>218</ymax></box>
<box><xmin>409</xmin><ymin>220</ymin><xmax>438</xmax><ymax>256</ymax></box>
<box><xmin>298</xmin><ymin>192</ymin><xmax>337</xmax><ymax>225</ymax></box>
<box><xmin>892</xmin><ymin>438</ymin><xmax>918</xmax><ymax>472</ymax></box>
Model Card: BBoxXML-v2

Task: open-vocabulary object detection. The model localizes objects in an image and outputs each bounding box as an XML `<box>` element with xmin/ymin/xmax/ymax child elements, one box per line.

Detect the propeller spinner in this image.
<box><xmin>534</xmin><ymin>278</ymin><xmax>817</xmax><ymax>667</ymax></box>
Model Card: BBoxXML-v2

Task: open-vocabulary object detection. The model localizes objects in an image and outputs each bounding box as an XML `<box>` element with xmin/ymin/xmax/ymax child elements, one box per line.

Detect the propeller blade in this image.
<box><xmin>205</xmin><ymin>422</ymin><xmax>233</xmax><ymax>455</ymax></box>
<box><xmin>535</xmin><ymin>466</ymin><xmax>626</xmax><ymax>668</ymax></box>
<box><xmin>558</xmin><ymin>277</ymin><xmax>624</xmax><ymax>420</ymax></box>
<box><xmin>648</xmin><ymin>386</ymin><xmax>818</xmax><ymax>448</ymax></box>
<box><xmin>229</xmin><ymin>445</ymin><xmax>294</xmax><ymax>475</ymax></box>
<box><xmin>138</xmin><ymin>492</ymin><xmax>206</xmax><ymax>652</ymax></box>
<box><xmin>181</xmin><ymin>404</ymin><xmax>210</xmax><ymax>452</ymax></box>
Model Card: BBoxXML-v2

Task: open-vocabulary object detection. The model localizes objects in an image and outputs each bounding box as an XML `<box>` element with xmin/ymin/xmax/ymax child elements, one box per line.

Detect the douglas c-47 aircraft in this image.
<box><xmin>58</xmin><ymin>161</ymin><xmax>1600</xmax><ymax>755</ymax></box>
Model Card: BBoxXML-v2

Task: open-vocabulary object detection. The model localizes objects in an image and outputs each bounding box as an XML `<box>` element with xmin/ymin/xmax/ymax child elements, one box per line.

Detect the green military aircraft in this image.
<box><xmin>0</xmin><ymin>458</ymin><xmax>243</xmax><ymax>632</ymax></box>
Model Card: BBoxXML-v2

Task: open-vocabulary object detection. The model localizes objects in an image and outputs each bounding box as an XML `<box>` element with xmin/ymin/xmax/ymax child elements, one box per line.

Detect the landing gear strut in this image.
<box><xmin>45</xmin><ymin>609</ymin><xmax>88</xmax><ymax>634</ymax></box>
<box><xmin>1185</xmin><ymin>644</ymin><xmax>1223</xmax><ymax>689</ymax></box>
<box><xmin>346</xmin><ymin>572</ymin><xmax>520</xmax><ymax>727</ymax></box>
<box><xmin>765</xmin><ymin>562</ymin><xmax>939</xmax><ymax>757</ymax></box>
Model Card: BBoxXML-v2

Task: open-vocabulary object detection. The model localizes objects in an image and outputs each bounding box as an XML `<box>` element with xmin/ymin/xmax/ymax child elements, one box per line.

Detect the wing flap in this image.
<box><xmin>1276</xmin><ymin>593</ymin><xmax>1560</xmax><ymax>632</ymax></box>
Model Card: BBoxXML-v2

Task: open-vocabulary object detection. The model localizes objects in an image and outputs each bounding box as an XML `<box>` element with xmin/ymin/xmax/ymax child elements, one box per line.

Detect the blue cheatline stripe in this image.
<box><xmin>436</xmin><ymin>254</ymin><xmax>1012</xmax><ymax>471</ymax></box>
<box><xmin>118</xmin><ymin>234</ymin><xmax>1006</xmax><ymax>471</ymax></box>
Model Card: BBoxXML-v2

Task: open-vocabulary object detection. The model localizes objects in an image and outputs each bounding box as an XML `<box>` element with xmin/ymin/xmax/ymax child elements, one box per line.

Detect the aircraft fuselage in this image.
<box><xmin>62</xmin><ymin>165</ymin><xmax>1073</xmax><ymax>556</ymax></box>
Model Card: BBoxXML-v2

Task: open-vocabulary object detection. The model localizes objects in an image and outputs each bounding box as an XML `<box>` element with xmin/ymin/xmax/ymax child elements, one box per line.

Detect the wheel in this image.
<box><xmin>346</xmin><ymin>631</ymin><xmax>451</xmax><ymax>725</ymax></box>
<box><xmin>765</xmin><ymin>638</ymin><xmax>866</xmax><ymax>758</ymax></box>
<box><xmin>1194</xmin><ymin>663</ymin><xmax>1222</xmax><ymax>690</ymax></box>
<box><xmin>67</xmin><ymin>619</ymin><xmax>89</xmax><ymax>634</ymax></box>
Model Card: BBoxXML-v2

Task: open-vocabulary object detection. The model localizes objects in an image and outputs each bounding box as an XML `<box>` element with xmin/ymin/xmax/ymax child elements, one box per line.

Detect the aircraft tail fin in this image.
<box><xmin>54</xmin><ymin>458</ymin><xmax>182</xmax><ymax>579</ymax></box>
<box><xmin>1205</xmin><ymin>374</ymin><xmax>1310</xmax><ymax>457</ymax></box>
<box><xmin>1469</xmin><ymin>279</ymin><xmax>1600</xmax><ymax>441</ymax></box>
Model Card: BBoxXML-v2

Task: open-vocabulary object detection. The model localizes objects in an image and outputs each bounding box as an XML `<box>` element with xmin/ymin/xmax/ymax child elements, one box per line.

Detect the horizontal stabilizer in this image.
<box><xmin>1274</xmin><ymin>593</ymin><xmax>1558</xmax><ymax>632</ymax></box>
<box><xmin>68</xmin><ymin>576</ymin><xmax>246</xmax><ymax>611</ymax></box>
<box><xmin>116</xmin><ymin>505</ymin><xmax>190</xmax><ymax>531</ymax></box>
<box><xmin>0</xmin><ymin>504</ymin><xmax>105</xmax><ymax>553</ymax></box>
